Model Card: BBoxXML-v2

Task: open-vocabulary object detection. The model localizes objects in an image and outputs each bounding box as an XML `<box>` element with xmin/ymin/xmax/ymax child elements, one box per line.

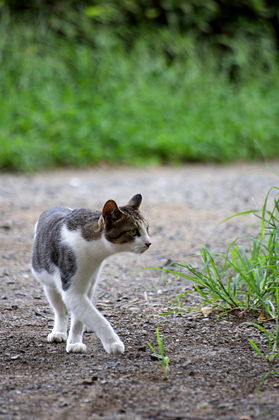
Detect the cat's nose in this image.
<box><xmin>145</xmin><ymin>241</ymin><xmax>151</xmax><ymax>248</ymax></box>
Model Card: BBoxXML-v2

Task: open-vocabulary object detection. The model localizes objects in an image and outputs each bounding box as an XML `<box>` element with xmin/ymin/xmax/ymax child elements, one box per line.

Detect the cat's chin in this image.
<box><xmin>133</xmin><ymin>247</ymin><xmax>148</xmax><ymax>254</ymax></box>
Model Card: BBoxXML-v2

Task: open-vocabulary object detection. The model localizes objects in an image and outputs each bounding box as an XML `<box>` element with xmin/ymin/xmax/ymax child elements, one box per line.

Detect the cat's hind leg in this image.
<box><xmin>44</xmin><ymin>285</ymin><xmax>68</xmax><ymax>343</ymax></box>
<box><xmin>66</xmin><ymin>313</ymin><xmax>86</xmax><ymax>353</ymax></box>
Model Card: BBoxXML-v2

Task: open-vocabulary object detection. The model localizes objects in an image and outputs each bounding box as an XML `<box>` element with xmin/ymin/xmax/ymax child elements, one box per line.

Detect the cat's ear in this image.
<box><xmin>127</xmin><ymin>194</ymin><xmax>142</xmax><ymax>210</ymax></box>
<box><xmin>102</xmin><ymin>200</ymin><xmax>122</xmax><ymax>219</ymax></box>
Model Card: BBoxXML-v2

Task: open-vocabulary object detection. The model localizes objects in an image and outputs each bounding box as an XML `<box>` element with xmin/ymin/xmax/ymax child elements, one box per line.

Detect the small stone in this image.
<box><xmin>69</xmin><ymin>177</ymin><xmax>81</xmax><ymax>188</ymax></box>
<box><xmin>217</xmin><ymin>402</ymin><xmax>234</xmax><ymax>409</ymax></box>
<box><xmin>150</xmin><ymin>353</ymin><xmax>163</xmax><ymax>361</ymax></box>
<box><xmin>137</xmin><ymin>345</ymin><xmax>147</xmax><ymax>352</ymax></box>
<box><xmin>182</xmin><ymin>359</ymin><xmax>192</xmax><ymax>368</ymax></box>
<box><xmin>82</xmin><ymin>379</ymin><xmax>94</xmax><ymax>385</ymax></box>
<box><xmin>1</xmin><ymin>224</ymin><xmax>11</xmax><ymax>230</ymax></box>
<box><xmin>59</xmin><ymin>399</ymin><xmax>68</xmax><ymax>407</ymax></box>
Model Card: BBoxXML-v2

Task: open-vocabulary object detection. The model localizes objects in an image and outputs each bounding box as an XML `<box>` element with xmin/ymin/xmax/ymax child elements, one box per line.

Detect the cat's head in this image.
<box><xmin>100</xmin><ymin>194</ymin><xmax>151</xmax><ymax>254</ymax></box>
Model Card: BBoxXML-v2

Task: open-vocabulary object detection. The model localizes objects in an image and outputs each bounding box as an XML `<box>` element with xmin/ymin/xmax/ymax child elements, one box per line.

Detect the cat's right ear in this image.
<box><xmin>102</xmin><ymin>200</ymin><xmax>121</xmax><ymax>219</ymax></box>
<box><xmin>127</xmin><ymin>194</ymin><xmax>142</xmax><ymax>210</ymax></box>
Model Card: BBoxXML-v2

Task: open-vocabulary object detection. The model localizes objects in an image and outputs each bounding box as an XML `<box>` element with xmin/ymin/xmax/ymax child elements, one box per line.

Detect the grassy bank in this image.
<box><xmin>0</xmin><ymin>18</ymin><xmax>279</xmax><ymax>171</ymax></box>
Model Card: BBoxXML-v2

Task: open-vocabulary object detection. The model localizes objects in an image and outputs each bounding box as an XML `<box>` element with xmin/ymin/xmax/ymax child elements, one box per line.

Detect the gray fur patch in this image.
<box><xmin>59</xmin><ymin>244</ymin><xmax>77</xmax><ymax>291</ymax></box>
<box><xmin>31</xmin><ymin>206</ymin><xmax>77</xmax><ymax>291</ymax></box>
<box><xmin>66</xmin><ymin>208</ymin><xmax>102</xmax><ymax>241</ymax></box>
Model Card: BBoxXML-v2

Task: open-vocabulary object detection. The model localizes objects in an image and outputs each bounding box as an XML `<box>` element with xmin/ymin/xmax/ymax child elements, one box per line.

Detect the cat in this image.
<box><xmin>31</xmin><ymin>194</ymin><xmax>151</xmax><ymax>355</ymax></box>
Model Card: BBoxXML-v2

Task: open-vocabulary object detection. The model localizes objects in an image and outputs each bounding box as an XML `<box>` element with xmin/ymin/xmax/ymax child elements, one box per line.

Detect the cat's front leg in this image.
<box><xmin>102</xmin><ymin>334</ymin><xmax>125</xmax><ymax>355</ymax></box>
<box><xmin>66</xmin><ymin>313</ymin><xmax>86</xmax><ymax>353</ymax></box>
<box><xmin>89</xmin><ymin>311</ymin><xmax>125</xmax><ymax>355</ymax></box>
<box><xmin>64</xmin><ymin>293</ymin><xmax>125</xmax><ymax>355</ymax></box>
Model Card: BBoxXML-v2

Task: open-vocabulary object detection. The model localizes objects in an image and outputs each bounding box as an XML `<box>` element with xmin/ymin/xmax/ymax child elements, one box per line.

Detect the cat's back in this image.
<box><xmin>35</xmin><ymin>206</ymin><xmax>102</xmax><ymax>241</ymax></box>
<box><xmin>32</xmin><ymin>206</ymin><xmax>71</xmax><ymax>259</ymax></box>
<box><xmin>36</xmin><ymin>206</ymin><xmax>70</xmax><ymax>230</ymax></box>
<box><xmin>32</xmin><ymin>205</ymin><xmax>102</xmax><ymax>278</ymax></box>
<box><xmin>31</xmin><ymin>206</ymin><xmax>72</xmax><ymax>275</ymax></box>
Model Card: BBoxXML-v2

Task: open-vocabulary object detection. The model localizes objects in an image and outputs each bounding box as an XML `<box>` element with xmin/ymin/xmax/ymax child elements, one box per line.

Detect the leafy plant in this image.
<box><xmin>245</xmin><ymin>319</ymin><xmax>279</xmax><ymax>363</ymax></box>
<box><xmin>156</xmin><ymin>187</ymin><xmax>279</xmax><ymax>362</ymax></box>
<box><xmin>244</xmin><ymin>283</ymin><xmax>279</xmax><ymax>363</ymax></box>
<box><xmin>147</xmin><ymin>327</ymin><xmax>170</xmax><ymax>378</ymax></box>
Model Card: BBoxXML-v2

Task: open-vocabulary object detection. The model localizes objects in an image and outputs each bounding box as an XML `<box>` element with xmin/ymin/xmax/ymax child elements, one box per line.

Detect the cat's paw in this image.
<box><xmin>66</xmin><ymin>343</ymin><xmax>87</xmax><ymax>353</ymax></box>
<box><xmin>105</xmin><ymin>340</ymin><xmax>125</xmax><ymax>355</ymax></box>
<box><xmin>47</xmin><ymin>332</ymin><xmax>67</xmax><ymax>343</ymax></box>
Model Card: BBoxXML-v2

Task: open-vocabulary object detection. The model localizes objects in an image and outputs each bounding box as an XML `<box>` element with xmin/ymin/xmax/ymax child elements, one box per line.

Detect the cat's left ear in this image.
<box><xmin>127</xmin><ymin>194</ymin><xmax>142</xmax><ymax>210</ymax></box>
<box><xmin>102</xmin><ymin>200</ymin><xmax>122</xmax><ymax>219</ymax></box>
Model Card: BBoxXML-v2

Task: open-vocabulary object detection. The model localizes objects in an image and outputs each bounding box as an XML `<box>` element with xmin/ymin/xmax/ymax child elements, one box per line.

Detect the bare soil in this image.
<box><xmin>1</xmin><ymin>163</ymin><xmax>279</xmax><ymax>420</ymax></box>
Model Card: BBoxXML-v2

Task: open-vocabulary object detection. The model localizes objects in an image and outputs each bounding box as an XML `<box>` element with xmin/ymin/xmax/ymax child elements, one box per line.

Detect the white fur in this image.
<box><xmin>32</xmin><ymin>221</ymin><xmax>151</xmax><ymax>355</ymax></box>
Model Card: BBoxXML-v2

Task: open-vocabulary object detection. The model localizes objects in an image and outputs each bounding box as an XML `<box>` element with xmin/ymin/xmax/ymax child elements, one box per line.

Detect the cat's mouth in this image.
<box><xmin>133</xmin><ymin>245</ymin><xmax>150</xmax><ymax>254</ymax></box>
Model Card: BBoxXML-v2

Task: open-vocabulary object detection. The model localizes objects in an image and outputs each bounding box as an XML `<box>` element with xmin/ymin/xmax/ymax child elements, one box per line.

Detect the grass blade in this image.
<box><xmin>248</xmin><ymin>339</ymin><xmax>263</xmax><ymax>357</ymax></box>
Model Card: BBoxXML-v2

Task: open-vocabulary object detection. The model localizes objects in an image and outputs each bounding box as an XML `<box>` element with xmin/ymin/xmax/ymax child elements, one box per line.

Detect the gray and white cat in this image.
<box><xmin>31</xmin><ymin>194</ymin><xmax>151</xmax><ymax>355</ymax></box>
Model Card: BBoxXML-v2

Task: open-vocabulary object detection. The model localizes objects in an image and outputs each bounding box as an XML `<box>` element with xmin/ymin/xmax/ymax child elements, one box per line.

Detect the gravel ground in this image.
<box><xmin>1</xmin><ymin>162</ymin><xmax>279</xmax><ymax>420</ymax></box>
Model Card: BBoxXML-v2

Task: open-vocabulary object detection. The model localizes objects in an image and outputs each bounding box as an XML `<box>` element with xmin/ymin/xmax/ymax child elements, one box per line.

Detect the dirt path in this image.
<box><xmin>1</xmin><ymin>163</ymin><xmax>279</xmax><ymax>420</ymax></box>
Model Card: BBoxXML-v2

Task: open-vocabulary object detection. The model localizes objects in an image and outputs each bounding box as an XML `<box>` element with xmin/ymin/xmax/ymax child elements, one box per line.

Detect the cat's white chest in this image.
<box><xmin>61</xmin><ymin>225</ymin><xmax>111</xmax><ymax>274</ymax></box>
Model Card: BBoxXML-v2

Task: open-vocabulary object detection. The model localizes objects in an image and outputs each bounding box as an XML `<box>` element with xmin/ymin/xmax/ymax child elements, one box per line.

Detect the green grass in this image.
<box><xmin>147</xmin><ymin>326</ymin><xmax>170</xmax><ymax>378</ymax></box>
<box><xmin>157</xmin><ymin>187</ymin><xmax>279</xmax><ymax>362</ymax></box>
<box><xmin>1</xmin><ymin>17</ymin><xmax>279</xmax><ymax>171</ymax></box>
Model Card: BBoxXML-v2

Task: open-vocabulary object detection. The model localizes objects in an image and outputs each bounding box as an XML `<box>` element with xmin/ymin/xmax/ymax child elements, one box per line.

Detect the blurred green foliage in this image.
<box><xmin>0</xmin><ymin>1</ymin><xmax>278</xmax><ymax>171</ymax></box>
<box><xmin>3</xmin><ymin>0</ymin><xmax>278</xmax><ymax>42</ymax></box>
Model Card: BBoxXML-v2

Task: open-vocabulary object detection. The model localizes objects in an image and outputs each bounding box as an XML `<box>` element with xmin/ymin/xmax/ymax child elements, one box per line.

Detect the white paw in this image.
<box><xmin>105</xmin><ymin>340</ymin><xmax>125</xmax><ymax>355</ymax></box>
<box><xmin>47</xmin><ymin>332</ymin><xmax>67</xmax><ymax>343</ymax></box>
<box><xmin>66</xmin><ymin>343</ymin><xmax>87</xmax><ymax>353</ymax></box>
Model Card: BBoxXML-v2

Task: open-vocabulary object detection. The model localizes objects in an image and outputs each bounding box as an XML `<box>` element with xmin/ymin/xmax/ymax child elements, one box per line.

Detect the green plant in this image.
<box><xmin>245</xmin><ymin>319</ymin><xmax>279</xmax><ymax>363</ymax></box>
<box><xmin>147</xmin><ymin>327</ymin><xmax>170</xmax><ymax>378</ymax></box>
<box><xmin>155</xmin><ymin>187</ymin><xmax>279</xmax><ymax>362</ymax></box>
<box><xmin>243</xmin><ymin>285</ymin><xmax>279</xmax><ymax>363</ymax></box>
<box><xmin>1</xmin><ymin>13</ymin><xmax>279</xmax><ymax>171</ymax></box>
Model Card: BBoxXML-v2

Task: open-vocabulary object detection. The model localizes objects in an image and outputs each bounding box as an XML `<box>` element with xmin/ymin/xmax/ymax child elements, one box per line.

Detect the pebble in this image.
<box><xmin>150</xmin><ymin>353</ymin><xmax>163</xmax><ymax>361</ymax></box>
<box><xmin>182</xmin><ymin>359</ymin><xmax>192</xmax><ymax>368</ymax></box>
<box><xmin>10</xmin><ymin>355</ymin><xmax>20</xmax><ymax>360</ymax></box>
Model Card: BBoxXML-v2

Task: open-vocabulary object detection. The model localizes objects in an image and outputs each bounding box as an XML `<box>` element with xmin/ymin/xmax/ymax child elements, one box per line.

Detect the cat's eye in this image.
<box><xmin>129</xmin><ymin>228</ymin><xmax>138</xmax><ymax>236</ymax></box>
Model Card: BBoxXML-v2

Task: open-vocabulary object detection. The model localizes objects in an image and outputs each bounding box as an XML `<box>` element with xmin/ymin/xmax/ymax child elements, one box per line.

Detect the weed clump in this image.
<box><xmin>157</xmin><ymin>187</ymin><xmax>279</xmax><ymax>362</ymax></box>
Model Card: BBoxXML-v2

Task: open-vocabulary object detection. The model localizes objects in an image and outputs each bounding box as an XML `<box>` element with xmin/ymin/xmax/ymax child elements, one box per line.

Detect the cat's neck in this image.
<box><xmin>62</xmin><ymin>224</ymin><xmax>125</xmax><ymax>263</ymax></box>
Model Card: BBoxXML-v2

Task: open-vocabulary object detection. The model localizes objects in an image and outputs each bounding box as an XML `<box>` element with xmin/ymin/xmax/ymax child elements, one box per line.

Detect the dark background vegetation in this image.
<box><xmin>5</xmin><ymin>0</ymin><xmax>279</xmax><ymax>46</ymax></box>
<box><xmin>0</xmin><ymin>1</ymin><xmax>279</xmax><ymax>171</ymax></box>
